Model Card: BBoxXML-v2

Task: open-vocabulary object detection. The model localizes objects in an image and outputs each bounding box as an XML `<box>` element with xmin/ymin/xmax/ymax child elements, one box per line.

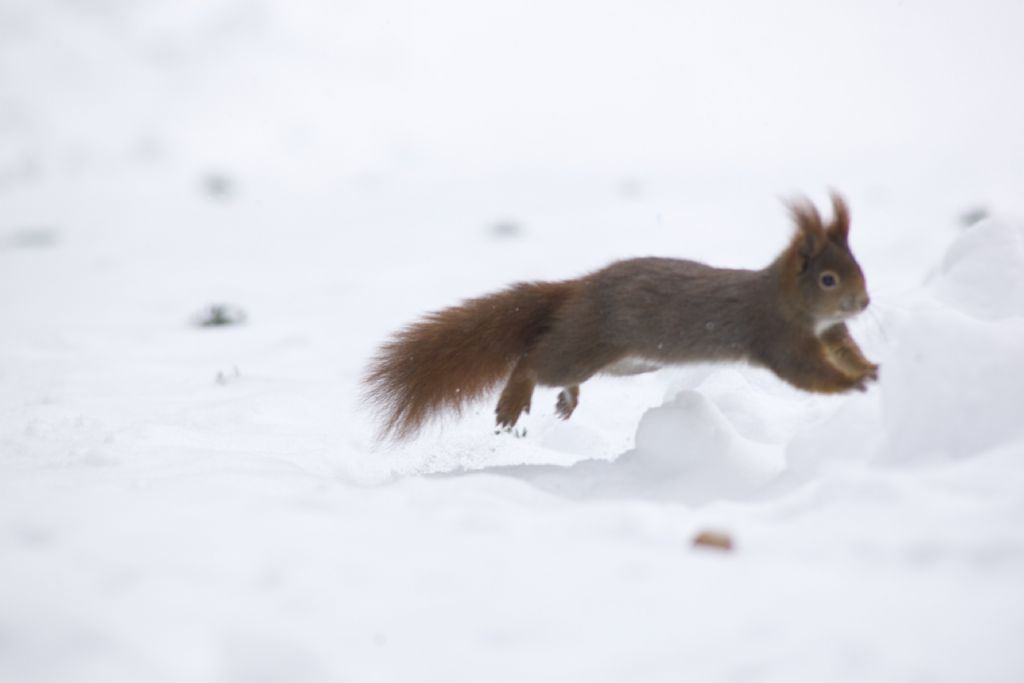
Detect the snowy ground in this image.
<box><xmin>2</xmin><ymin>1</ymin><xmax>1024</xmax><ymax>681</ymax></box>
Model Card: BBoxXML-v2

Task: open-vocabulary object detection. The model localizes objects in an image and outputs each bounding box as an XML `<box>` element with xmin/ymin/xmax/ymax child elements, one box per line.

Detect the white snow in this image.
<box><xmin>2</xmin><ymin>1</ymin><xmax>1024</xmax><ymax>682</ymax></box>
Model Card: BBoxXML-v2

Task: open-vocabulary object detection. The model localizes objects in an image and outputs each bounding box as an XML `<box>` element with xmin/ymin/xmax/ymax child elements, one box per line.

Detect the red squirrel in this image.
<box><xmin>364</xmin><ymin>192</ymin><xmax>878</xmax><ymax>441</ymax></box>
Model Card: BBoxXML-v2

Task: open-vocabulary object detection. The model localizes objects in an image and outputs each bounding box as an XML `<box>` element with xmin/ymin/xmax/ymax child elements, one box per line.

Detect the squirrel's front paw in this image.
<box><xmin>851</xmin><ymin>363</ymin><xmax>879</xmax><ymax>390</ymax></box>
<box><xmin>864</xmin><ymin>363</ymin><xmax>880</xmax><ymax>382</ymax></box>
<box><xmin>857</xmin><ymin>362</ymin><xmax>879</xmax><ymax>383</ymax></box>
<box><xmin>838</xmin><ymin>368</ymin><xmax>869</xmax><ymax>392</ymax></box>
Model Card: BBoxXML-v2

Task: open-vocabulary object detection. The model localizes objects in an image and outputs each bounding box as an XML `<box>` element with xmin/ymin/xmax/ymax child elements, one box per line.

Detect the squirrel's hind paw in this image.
<box><xmin>555</xmin><ymin>386</ymin><xmax>580</xmax><ymax>420</ymax></box>
<box><xmin>494</xmin><ymin>426</ymin><xmax>528</xmax><ymax>438</ymax></box>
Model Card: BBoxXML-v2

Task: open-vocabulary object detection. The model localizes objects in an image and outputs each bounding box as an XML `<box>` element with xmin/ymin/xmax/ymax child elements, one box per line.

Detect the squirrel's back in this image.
<box><xmin>544</xmin><ymin>257</ymin><xmax>775</xmax><ymax>368</ymax></box>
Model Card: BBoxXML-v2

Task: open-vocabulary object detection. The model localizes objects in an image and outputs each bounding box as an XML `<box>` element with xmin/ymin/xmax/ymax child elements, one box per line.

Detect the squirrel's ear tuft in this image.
<box><xmin>787</xmin><ymin>197</ymin><xmax>826</xmax><ymax>269</ymax></box>
<box><xmin>827</xmin><ymin>191</ymin><xmax>850</xmax><ymax>244</ymax></box>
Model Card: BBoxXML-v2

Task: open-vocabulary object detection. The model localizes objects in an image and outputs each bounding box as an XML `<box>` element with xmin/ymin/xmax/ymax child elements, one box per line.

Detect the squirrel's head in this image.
<box><xmin>781</xmin><ymin>192</ymin><xmax>870</xmax><ymax>332</ymax></box>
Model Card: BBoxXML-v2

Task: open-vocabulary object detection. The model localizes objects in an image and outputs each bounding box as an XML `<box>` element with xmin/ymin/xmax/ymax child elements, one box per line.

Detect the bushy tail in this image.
<box><xmin>363</xmin><ymin>280</ymin><xmax>574</xmax><ymax>441</ymax></box>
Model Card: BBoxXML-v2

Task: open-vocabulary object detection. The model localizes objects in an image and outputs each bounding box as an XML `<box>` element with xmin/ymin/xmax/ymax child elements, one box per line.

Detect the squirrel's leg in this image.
<box><xmin>555</xmin><ymin>385</ymin><xmax>580</xmax><ymax>420</ymax></box>
<box><xmin>495</xmin><ymin>358</ymin><xmax>536</xmax><ymax>429</ymax></box>
<box><xmin>767</xmin><ymin>338</ymin><xmax>868</xmax><ymax>394</ymax></box>
<box><xmin>820</xmin><ymin>323</ymin><xmax>879</xmax><ymax>381</ymax></box>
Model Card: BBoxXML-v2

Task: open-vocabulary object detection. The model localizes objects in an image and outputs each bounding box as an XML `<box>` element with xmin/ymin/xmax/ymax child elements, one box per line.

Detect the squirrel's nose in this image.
<box><xmin>843</xmin><ymin>293</ymin><xmax>870</xmax><ymax>312</ymax></box>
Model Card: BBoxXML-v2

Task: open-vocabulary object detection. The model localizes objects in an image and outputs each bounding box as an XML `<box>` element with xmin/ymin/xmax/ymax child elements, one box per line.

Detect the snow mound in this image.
<box><xmin>493</xmin><ymin>390</ymin><xmax>782</xmax><ymax>503</ymax></box>
<box><xmin>880</xmin><ymin>308</ymin><xmax>1024</xmax><ymax>462</ymax></box>
<box><xmin>878</xmin><ymin>219</ymin><xmax>1024</xmax><ymax>462</ymax></box>
<box><xmin>928</xmin><ymin>218</ymin><xmax>1024</xmax><ymax>320</ymax></box>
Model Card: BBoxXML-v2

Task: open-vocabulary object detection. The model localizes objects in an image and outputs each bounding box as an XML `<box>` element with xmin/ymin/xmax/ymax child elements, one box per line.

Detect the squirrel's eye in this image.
<box><xmin>819</xmin><ymin>271</ymin><xmax>839</xmax><ymax>289</ymax></box>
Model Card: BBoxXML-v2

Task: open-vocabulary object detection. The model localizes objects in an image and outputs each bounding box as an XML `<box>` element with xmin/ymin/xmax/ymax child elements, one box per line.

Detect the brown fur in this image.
<box><xmin>364</xmin><ymin>192</ymin><xmax>877</xmax><ymax>441</ymax></box>
<box><xmin>363</xmin><ymin>281</ymin><xmax>574</xmax><ymax>440</ymax></box>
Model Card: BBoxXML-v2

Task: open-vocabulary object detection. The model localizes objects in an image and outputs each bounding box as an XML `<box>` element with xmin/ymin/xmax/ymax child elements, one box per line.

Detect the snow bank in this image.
<box><xmin>879</xmin><ymin>220</ymin><xmax>1024</xmax><ymax>463</ymax></box>
<box><xmin>928</xmin><ymin>218</ymin><xmax>1024</xmax><ymax>320</ymax></box>
<box><xmin>496</xmin><ymin>388</ymin><xmax>782</xmax><ymax>503</ymax></box>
